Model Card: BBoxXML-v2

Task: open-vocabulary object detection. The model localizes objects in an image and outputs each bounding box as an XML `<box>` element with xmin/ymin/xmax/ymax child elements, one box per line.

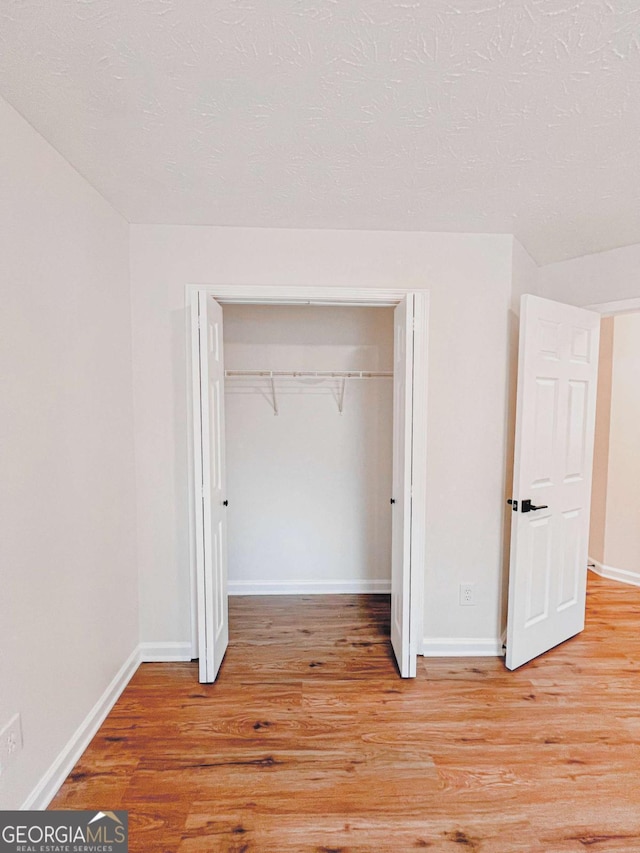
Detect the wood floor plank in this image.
<box><xmin>51</xmin><ymin>576</ymin><xmax>640</xmax><ymax>851</ymax></box>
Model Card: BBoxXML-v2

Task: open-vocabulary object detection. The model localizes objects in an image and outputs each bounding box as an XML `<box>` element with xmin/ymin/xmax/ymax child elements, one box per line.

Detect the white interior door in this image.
<box><xmin>391</xmin><ymin>295</ymin><xmax>416</xmax><ymax>678</ymax></box>
<box><xmin>506</xmin><ymin>295</ymin><xmax>600</xmax><ymax>670</ymax></box>
<box><xmin>193</xmin><ymin>292</ymin><xmax>229</xmax><ymax>682</ymax></box>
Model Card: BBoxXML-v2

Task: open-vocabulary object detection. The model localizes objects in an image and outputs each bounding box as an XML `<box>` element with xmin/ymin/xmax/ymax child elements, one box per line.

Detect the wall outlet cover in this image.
<box><xmin>460</xmin><ymin>583</ymin><xmax>475</xmax><ymax>606</ymax></box>
<box><xmin>0</xmin><ymin>713</ymin><xmax>23</xmax><ymax>775</ymax></box>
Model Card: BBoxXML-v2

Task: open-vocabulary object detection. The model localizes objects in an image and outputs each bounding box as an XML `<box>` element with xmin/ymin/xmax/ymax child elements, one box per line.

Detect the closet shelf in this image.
<box><xmin>224</xmin><ymin>370</ymin><xmax>392</xmax><ymax>415</ymax></box>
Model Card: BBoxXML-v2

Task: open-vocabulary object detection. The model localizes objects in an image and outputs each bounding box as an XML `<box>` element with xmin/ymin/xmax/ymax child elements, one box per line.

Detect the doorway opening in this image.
<box><xmin>188</xmin><ymin>286</ymin><xmax>429</xmax><ymax>683</ymax></box>
<box><xmin>224</xmin><ymin>304</ymin><xmax>394</xmax><ymax>597</ymax></box>
<box><xmin>588</xmin><ymin>311</ymin><xmax>640</xmax><ymax>588</ymax></box>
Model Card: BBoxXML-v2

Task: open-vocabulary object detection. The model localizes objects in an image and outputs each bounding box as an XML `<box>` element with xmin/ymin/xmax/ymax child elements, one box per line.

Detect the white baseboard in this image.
<box><xmin>228</xmin><ymin>579</ymin><xmax>391</xmax><ymax>595</ymax></box>
<box><xmin>139</xmin><ymin>641</ymin><xmax>194</xmax><ymax>662</ymax></box>
<box><xmin>22</xmin><ymin>646</ymin><xmax>140</xmax><ymax>810</ymax></box>
<box><xmin>21</xmin><ymin>639</ymin><xmax>196</xmax><ymax>810</ymax></box>
<box><xmin>588</xmin><ymin>557</ymin><xmax>640</xmax><ymax>588</ymax></box>
<box><xmin>421</xmin><ymin>637</ymin><xmax>505</xmax><ymax>657</ymax></box>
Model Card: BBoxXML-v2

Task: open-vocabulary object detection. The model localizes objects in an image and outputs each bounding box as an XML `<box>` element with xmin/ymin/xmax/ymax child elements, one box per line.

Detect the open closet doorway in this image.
<box><xmin>188</xmin><ymin>286</ymin><xmax>429</xmax><ymax>684</ymax></box>
<box><xmin>223</xmin><ymin>304</ymin><xmax>394</xmax><ymax>597</ymax></box>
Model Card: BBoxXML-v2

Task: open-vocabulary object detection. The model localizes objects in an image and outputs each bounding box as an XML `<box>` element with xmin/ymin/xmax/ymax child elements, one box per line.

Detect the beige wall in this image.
<box><xmin>589</xmin><ymin>317</ymin><xmax>614</xmax><ymax>564</ymax></box>
<box><xmin>587</xmin><ymin>312</ymin><xmax>640</xmax><ymax>581</ymax></box>
<box><xmin>0</xmin><ymin>96</ymin><xmax>138</xmax><ymax>809</ymax></box>
<box><xmin>601</xmin><ymin>313</ymin><xmax>640</xmax><ymax>577</ymax></box>
<box><xmin>129</xmin><ymin>226</ymin><xmax>516</xmax><ymax>654</ymax></box>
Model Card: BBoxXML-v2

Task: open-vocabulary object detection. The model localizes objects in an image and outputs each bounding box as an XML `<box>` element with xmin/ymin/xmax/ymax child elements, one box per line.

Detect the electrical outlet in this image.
<box><xmin>460</xmin><ymin>583</ymin><xmax>475</xmax><ymax>606</ymax></box>
<box><xmin>0</xmin><ymin>713</ymin><xmax>23</xmax><ymax>775</ymax></box>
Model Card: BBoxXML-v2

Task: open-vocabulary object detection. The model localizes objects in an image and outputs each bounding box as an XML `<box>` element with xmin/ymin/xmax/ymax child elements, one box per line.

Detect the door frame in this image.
<box><xmin>185</xmin><ymin>284</ymin><xmax>429</xmax><ymax>668</ymax></box>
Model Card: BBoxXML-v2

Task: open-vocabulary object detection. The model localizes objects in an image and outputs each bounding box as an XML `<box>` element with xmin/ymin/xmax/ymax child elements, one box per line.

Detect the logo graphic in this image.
<box><xmin>88</xmin><ymin>812</ymin><xmax>124</xmax><ymax>827</ymax></box>
<box><xmin>0</xmin><ymin>810</ymin><xmax>128</xmax><ymax>852</ymax></box>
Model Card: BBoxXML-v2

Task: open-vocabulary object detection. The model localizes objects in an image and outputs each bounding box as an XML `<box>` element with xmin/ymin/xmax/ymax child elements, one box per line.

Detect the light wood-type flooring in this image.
<box><xmin>52</xmin><ymin>574</ymin><xmax>640</xmax><ymax>852</ymax></box>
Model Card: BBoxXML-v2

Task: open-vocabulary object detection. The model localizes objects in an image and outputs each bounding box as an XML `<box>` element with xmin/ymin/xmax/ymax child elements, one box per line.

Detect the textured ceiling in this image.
<box><xmin>1</xmin><ymin>1</ymin><xmax>640</xmax><ymax>264</ymax></box>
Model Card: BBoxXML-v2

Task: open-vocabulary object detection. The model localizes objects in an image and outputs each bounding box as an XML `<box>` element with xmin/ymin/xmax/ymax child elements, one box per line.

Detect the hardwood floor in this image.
<box><xmin>51</xmin><ymin>575</ymin><xmax>640</xmax><ymax>852</ymax></box>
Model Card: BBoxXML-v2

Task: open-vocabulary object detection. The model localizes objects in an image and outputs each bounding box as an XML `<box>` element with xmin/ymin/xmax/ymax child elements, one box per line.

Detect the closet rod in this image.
<box><xmin>224</xmin><ymin>370</ymin><xmax>392</xmax><ymax>378</ymax></box>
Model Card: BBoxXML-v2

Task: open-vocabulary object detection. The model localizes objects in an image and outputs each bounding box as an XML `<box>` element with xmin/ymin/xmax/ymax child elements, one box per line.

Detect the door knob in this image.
<box><xmin>390</xmin><ymin>498</ymin><xmax>396</xmax><ymax>505</ymax></box>
<box><xmin>521</xmin><ymin>499</ymin><xmax>548</xmax><ymax>513</ymax></box>
<box><xmin>223</xmin><ymin>500</ymin><xmax>228</xmax><ymax>507</ymax></box>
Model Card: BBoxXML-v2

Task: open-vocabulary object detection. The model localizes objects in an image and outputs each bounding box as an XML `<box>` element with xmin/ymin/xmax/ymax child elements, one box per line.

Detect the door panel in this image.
<box><xmin>195</xmin><ymin>292</ymin><xmax>229</xmax><ymax>682</ymax></box>
<box><xmin>391</xmin><ymin>295</ymin><xmax>416</xmax><ymax>678</ymax></box>
<box><xmin>506</xmin><ymin>295</ymin><xmax>600</xmax><ymax>670</ymax></box>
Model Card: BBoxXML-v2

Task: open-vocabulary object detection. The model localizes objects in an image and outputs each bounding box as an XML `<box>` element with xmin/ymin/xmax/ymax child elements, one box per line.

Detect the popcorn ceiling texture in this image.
<box><xmin>1</xmin><ymin>0</ymin><xmax>639</xmax><ymax>264</ymax></box>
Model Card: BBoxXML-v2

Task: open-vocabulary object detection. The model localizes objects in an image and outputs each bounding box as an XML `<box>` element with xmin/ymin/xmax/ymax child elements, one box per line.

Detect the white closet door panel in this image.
<box><xmin>194</xmin><ymin>292</ymin><xmax>229</xmax><ymax>683</ymax></box>
<box><xmin>391</xmin><ymin>296</ymin><xmax>415</xmax><ymax>678</ymax></box>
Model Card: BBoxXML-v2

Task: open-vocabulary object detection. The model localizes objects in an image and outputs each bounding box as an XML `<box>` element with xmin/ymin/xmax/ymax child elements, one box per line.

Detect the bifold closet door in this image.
<box><xmin>193</xmin><ymin>292</ymin><xmax>229</xmax><ymax>683</ymax></box>
<box><xmin>391</xmin><ymin>295</ymin><xmax>416</xmax><ymax>678</ymax></box>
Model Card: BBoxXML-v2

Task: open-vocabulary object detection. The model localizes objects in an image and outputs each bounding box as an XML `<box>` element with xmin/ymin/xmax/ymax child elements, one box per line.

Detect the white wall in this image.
<box><xmin>539</xmin><ymin>242</ymin><xmax>640</xmax><ymax>307</ymax></box>
<box><xmin>129</xmin><ymin>226</ymin><xmax>515</xmax><ymax>653</ymax></box>
<box><xmin>596</xmin><ymin>314</ymin><xmax>640</xmax><ymax>580</ymax></box>
<box><xmin>511</xmin><ymin>239</ymin><xmax>539</xmax><ymax>313</ymax></box>
<box><xmin>223</xmin><ymin>305</ymin><xmax>393</xmax><ymax>593</ymax></box>
<box><xmin>0</xmin><ymin>97</ymin><xmax>138</xmax><ymax>808</ymax></box>
<box><xmin>501</xmin><ymin>239</ymin><xmax>539</xmax><ymax>625</ymax></box>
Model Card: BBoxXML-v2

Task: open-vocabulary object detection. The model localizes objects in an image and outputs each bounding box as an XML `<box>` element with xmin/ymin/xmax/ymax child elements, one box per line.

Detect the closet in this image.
<box><xmin>190</xmin><ymin>286</ymin><xmax>427</xmax><ymax>684</ymax></box>
<box><xmin>222</xmin><ymin>304</ymin><xmax>394</xmax><ymax>597</ymax></box>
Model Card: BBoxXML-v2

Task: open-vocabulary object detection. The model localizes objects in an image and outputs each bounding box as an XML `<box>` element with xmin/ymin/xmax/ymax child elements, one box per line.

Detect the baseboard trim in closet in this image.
<box><xmin>421</xmin><ymin>637</ymin><xmax>504</xmax><ymax>657</ymax></box>
<box><xmin>139</xmin><ymin>641</ymin><xmax>194</xmax><ymax>662</ymax></box>
<box><xmin>588</xmin><ymin>558</ymin><xmax>640</xmax><ymax>588</ymax></box>
<box><xmin>228</xmin><ymin>580</ymin><xmax>391</xmax><ymax>596</ymax></box>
